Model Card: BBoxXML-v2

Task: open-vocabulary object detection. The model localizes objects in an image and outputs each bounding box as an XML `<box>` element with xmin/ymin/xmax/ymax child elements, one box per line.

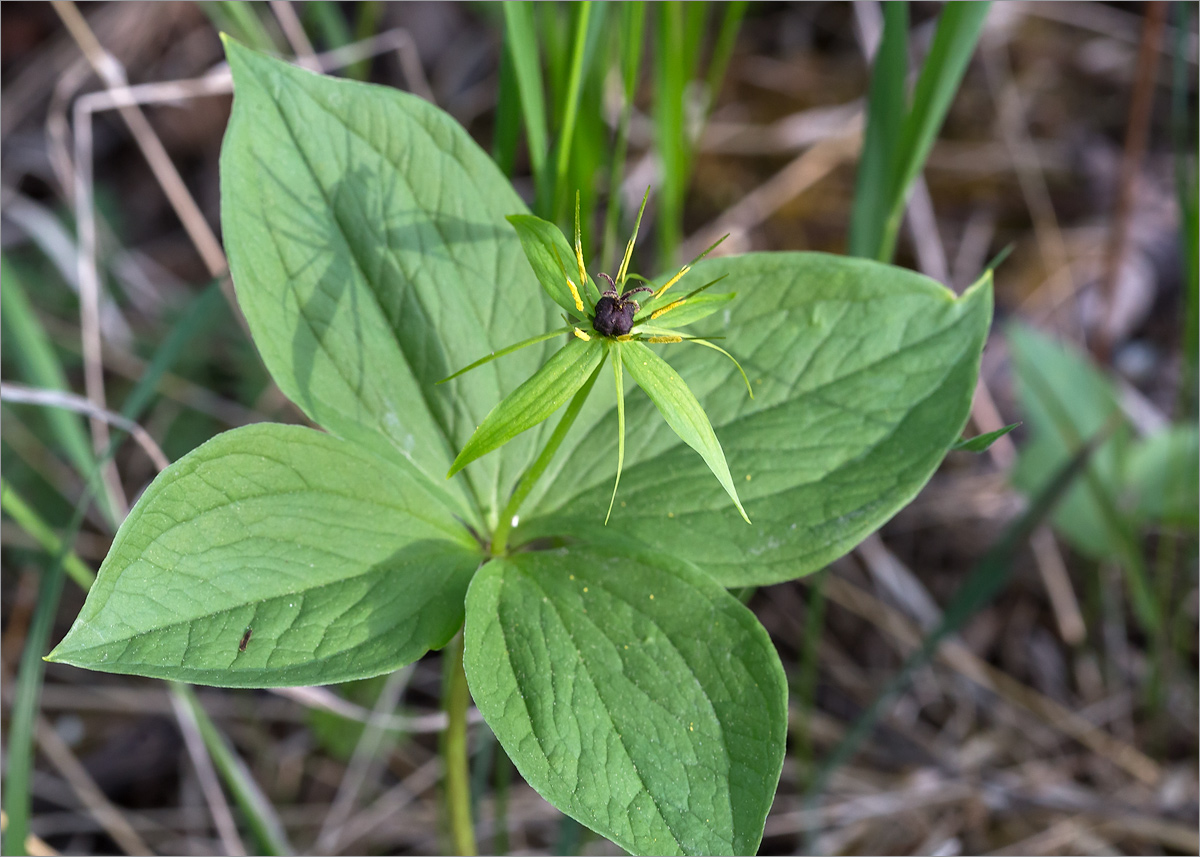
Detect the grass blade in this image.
<box><xmin>653</xmin><ymin>1</ymin><xmax>688</xmax><ymax>267</ymax></box>
<box><xmin>601</xmin><ymin>2</ymin><xmax>648</xmax><ymax>272</ymax></box>
<box><xmin>1</xmin><ymin>506</ymin><xmax>75</xmax><ymax>856</ymax></box>
<box><xmin>1</xmin><ymin>258</ymin><xmax>120</xmax><ymax>528</ymax></box>
<box><xmin>503</xmin><ymin>2</ymin><xmax>550</xmax><ymax>195</ymax></box>
<box><xmin>172</xmin><ymin>684</ymin><xmax>294</xmax><ymax>855</ymax></box>
<box><xmin>549</xmin><ymin>2</ymin><xmax>593</xmax><ymax>222</ymax></box>
<box><xmin>877</xmin><ymin>1</ymin><xmax>991</xmax><ymax>262</ymax></box>
<box><xmin>0</xmin><ymin>478</ymin><xmax>95</xmax><ymax>589</ymax></box>
<box><xmin>493</xmin><ymin>27</ymin><xmax>522</xmax><ymax>177</ymax></box>
<box><xmin>848</xmin><ymin>1</ymin><xmax>910</xmax><ymax>259</ymax></box>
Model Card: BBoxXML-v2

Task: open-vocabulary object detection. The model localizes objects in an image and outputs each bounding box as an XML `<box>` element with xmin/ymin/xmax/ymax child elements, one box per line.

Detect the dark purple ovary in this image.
<box><xmin>592</xmin><ymin>296</ymin><xmax>637</xmax><ymax>337</ymax></box>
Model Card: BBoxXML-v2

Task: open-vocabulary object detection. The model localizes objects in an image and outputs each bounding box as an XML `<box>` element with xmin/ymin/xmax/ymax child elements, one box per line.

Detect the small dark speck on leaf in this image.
<box><xmin>239</xmin><ymin>627</ymin><xmax>253</xmax><ymax>652</ymax></box>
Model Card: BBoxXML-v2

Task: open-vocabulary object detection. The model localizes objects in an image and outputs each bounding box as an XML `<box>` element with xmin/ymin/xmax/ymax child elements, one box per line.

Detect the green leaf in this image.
<box><xmin>953</xmin><ymin>422</ymin><xmax>1020</xmax><ymax>452</ymax></box>
<box><xmin>448</xmin><ymin>337</ymin><xmax>604</xmax><ymax>478</ymax></box>
<box><xmin>463</xmin><ymin>543</ymin><xmax>787</xmax><ymax>856</ymax></box>
<box><xmin>1127</xmin><ymin>424</ymin><xmax>1199</xmax><ymax>525</ymax></box>
<box><xmin>518</xmin><ymin>254</ymin><xmax>993</xmax><ymax>586</ymax></box>
<box><xmin>506</xmin><ymin>214</ymin><xmax>591</xmax><ymax>313</ymax></box>
<box><xmin>1009</xmin><ymin>324</ymin><xmax>1127</xmax><ymax>558</ymax></box>
<box><xmin>220</xmin><ymin>39</ymin><xmax>562</xmax><ymax>530</ymax></box>
<box><xmin>48</xmin><ymin>424</ymin><xmax>481</xmax><ymax>687</ymax></box>
<box><xmin>622</xmin><ymin>340</ymin><xmax>750</xmax><ymax>523</ymax></box>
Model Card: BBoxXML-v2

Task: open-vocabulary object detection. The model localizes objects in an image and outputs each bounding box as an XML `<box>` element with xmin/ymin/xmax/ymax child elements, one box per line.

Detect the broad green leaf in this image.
<box><xmin>506</xmin><ymin>214</ymin><xmax>592</xmax><ymax>313</ymax></box>
<box><xmin>953</xmin><ymin>422</ymin><xmax>1020</xmax><ymax>452</ymax></box>
<box><xmin>48</xmin><ymin>424</ymin><xmax>480</xmax><ymax>687</ymax></box>
<box><xmin>517</xmin><ymin>253</ymin><xmax>992</xmax><ymax>586</ymax></box>
<box><xmin>1009</xmin><ymin>324</ymin><xmax>1128</xmax><ymax>558</ymax></box>
<box><xmin>642</xmin><ymin>291</ymin><xmax>736</xmax><ymax>329</ymax></box>
<box><xmin>220</xmin><ymin>39</ymin><xmax>562</xmax><ymax>531</ymax></box>
<box><xmin>448</xmin><ymin>337</ymin><xmax>604</xmax><ymax>477</ymax></box>
<box><xmin>622</xmin><ymin>340</ymin><xmax>749</xmax><ymax>523</ymax></box>
<box><xmin>464</xmin><ymin>543</ymin><xmax>787</xmax><ymax>856</ymax></box>
<box><xmin>1127</xmin><ymin>423</ymin><xmax>1199</xmax><ymax>525</ymax></box>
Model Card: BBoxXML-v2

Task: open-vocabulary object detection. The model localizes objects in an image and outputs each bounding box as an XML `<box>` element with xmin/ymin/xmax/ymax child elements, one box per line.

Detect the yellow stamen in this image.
<box><xmin>573</xmin><ymin>192</ymin><xmax>589</xmax><ymax>295</ymax></box>
<box><xmin>650</xmin><ymin>299</ymin><xmax>687</xmax><ymax>320</ymax></box>
<box><xmin>646</xmin><ymin>335</ymin><xmax>682</xmax><ymax>343</ymax></box>
<box><xmin>566</xmin><ymin>277</ymin><xmax>584</xmax><ymax>312</ymax></box>
<box><xmin>653</xmin><ymin>265</ymin><xmax>690</xmax><ymax>299</ymax></box>
<box><xmin>573</xmin><ymin>327</ymin><xmax>591</xmax><ymax>341</ymax></box>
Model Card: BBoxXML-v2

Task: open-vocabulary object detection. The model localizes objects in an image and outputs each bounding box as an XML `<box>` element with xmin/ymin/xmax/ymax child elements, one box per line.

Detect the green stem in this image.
<box><xmin>490</xmin><ymin>358</ymin><xmax>605</xmax><ymax>555</ymax></box>
<box><xmin>444</xmin><ymin>633</ymin><xmax>477</xmax><ymax>856</ymax></box>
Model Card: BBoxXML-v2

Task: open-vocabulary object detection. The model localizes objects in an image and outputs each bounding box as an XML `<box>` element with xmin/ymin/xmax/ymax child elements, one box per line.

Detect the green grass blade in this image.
<box><xmin>493</xmin><ymin>28</ymin><xmax>522</xmax><ymax>177</ymax></box>
<box><xmin>653</xmin><ymin>1</ymin><xmax>689</xmax><ymax>267</ymax></box>
<box><xmin>601</xmin><ymin>2</ymin><xmax>648</xmax><ymax>272</ymax></box>
<box><xmin>200</xmin><ymin>1</ymin><xmax>279</xmax><ymax>53</ymax></box>
<box><xmin>848</xmin><ymin>1</ymin><xmax>910</xmax><ymax>259</ymax></box>
<box><xmin>1</xmin><ymin>465</ymin><xmax>111</xmax><ymax>853</ymax></box>
<box><xmin>804</xmin><ymin>416</ymin><xmax>1114</xmax><ymax>814</ymax></box>
<box><xmin>0</xmin><ymin>478</ymin><xmax>95</xmax><ymax>589</ymax></box>
<box><xmin>550</xmin><ymin>3</ymin><xmax>593</xmax><ymax>222</ymax></box>
<box><xmin>704</xmin><ymin>1</ymin><xmax>748</xmax><ymax>110</ymax></box>
<box><xmin>877</xmin><ymin>1</ymin><xmax>990</xmax><ymax>262</ymax></box>
<box><xmin>121</xmin><ymin>282</ymin><xmax>227</xmax><ymax>422</ymax></box>
<box><xmin>503</xmin><ymin>2</ymin><xmax>550</xmax><ymax>193</ymax></box>
<box><xmin>0</xmin><ymin>258</ymin><xmax>121</xmax><ymax>529</ymax></box>
<box><xmin>172</xmin><ymin>684</ymin><xmax>294</xmax><ymax>855</ymax></box>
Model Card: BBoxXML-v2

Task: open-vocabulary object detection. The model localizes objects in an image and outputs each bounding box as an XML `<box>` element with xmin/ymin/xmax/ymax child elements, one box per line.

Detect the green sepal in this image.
<box><xmin>507</xmin><ymin>214</ymin><xmax>596</xmax><ymax>314</ymax></box>
<box><xmin>622</xmin><ymin>340</ymin><xmax>750</xmax><ymax>523</ymax></box>
<box><xmin>448</xmin><ymin>337</ymin><xmax>605</xmax><ymax>477</ymax></box>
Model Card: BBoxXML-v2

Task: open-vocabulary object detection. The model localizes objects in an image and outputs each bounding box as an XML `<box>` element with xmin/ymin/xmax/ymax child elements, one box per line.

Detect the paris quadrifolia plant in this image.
<box><xmin>49</xmin><ymin>40</ymin><xmax>993</xmax><ymax>856</ymax></box>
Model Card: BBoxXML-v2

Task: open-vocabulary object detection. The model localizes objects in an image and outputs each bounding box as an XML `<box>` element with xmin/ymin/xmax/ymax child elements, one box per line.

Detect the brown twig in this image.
<box><xmin>1095</xmin><ymin>1</ymin><xmax>1168</xmax><ymax>364</ymax></box>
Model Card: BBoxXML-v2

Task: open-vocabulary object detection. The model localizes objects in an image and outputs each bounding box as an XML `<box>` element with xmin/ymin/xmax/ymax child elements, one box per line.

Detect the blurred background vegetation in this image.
<box><xmin>1</xmin><ymin>2</ymin><xmax>1196</xmax><ymax>854</ymax></box>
